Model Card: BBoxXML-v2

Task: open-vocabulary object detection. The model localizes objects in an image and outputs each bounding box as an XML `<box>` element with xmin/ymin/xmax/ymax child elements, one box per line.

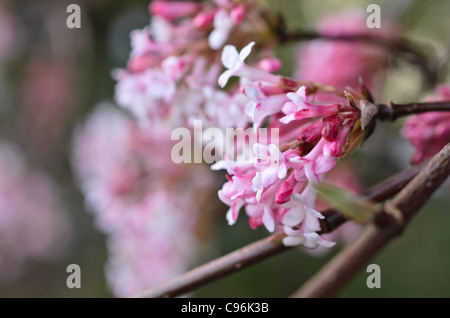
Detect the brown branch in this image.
<box><xmin>132</xmin><ymin>162</ymin><xmax>426</xmax><ymax>298</ymax></box>
<box><xmin>376</xmin><ymin>101</ymin><xmax>450</xmax><ymax>121</ymax></box>
<box><xmin>278</xmin><ymin>31</ymin><xmax>438</xmax><ymax>86</ymax></box>
<box><xmin>291</xmin><ymin>143</ymin><xmax>450</xmax><ymax>298</ymax></box>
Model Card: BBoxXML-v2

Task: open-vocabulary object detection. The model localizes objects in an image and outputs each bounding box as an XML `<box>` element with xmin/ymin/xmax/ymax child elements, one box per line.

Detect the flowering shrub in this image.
<box><xmin>67</xmin><ymin>0</ymin><xmax>450</xmax><ymax>296</ymax></box>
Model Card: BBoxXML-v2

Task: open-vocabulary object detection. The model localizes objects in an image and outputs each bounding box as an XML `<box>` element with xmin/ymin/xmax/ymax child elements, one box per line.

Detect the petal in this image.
<box><xmin>245</xmin><ymin>85</ymin><xmax>264</xmax><ymax>102</ymax></box>
<box><xmin>313</xmin><ymin>154</ymin><xmax>336</xmax><ymax>175</ymax></box>
<box><xmin>261</xmin><ymin>165</ymin><xmax>279</xmax><ymax>187</ymax></box>
<box><xmin>262</xmin><ymin>208</ymin><xmax>275</xmax><ymax>232</ymax></box>
<box><xmin>282</xmin><ymin>235</ymin><xmax>305</xmax><ymax>246</ymax></box>
<box><xmin>279</xmin><ymin>113</ymin><xmax>297</xmax><ymax>124</ymax></box>
<box><xmin>238</xmin><ymin>41</ymin><xmax>255</xmax><ymax>62</ymax></box>
<box><xmin>252</xmin><ymin>143</ymin><xmax>268</xmax><ymax>159</ymax></box>
<box><xmin>296</xmin><ymin>86</ymin><xmax>309</xmax><ymax>100</ymax></box>
<box><xmin>218</xmin><ymin>70</ymin><xmax>233</xmax><ymax>88</ymax></box>
<box><xmin>306</xmin><ymin>207</ymin><xmax>324</xmax><ymax>219</ymax></box>
<box><xmin>282</xmin><ymin>206</ymin><xmax>305</xmax><ymax>227</ymax></box>
<box><xmin>267</xmin><ymin>144</ymin><xmax>283</xmax><ymax>160</ymax></box>
<box><xmin>221</xmin><ymin>44</ymin><xmax>239</xmax><ymax>69</ymax></box>
<box><xmin>225</xmin><ymin>208</ymin><xmax>235</xmax><ymax>225</ymax></box>
<box><xmin>287</xmin><ymin>91</ymin><xmax>306</xmax><ymax>107</ymax></box>
<box><xmin>281</xmin><ymin>101</ymin><xmax>299</xmax><ymax>115</ymax></box>
<box><xmin>209</xmin><ymin>29</ymin><xmax>228</xmax><ymax>50</ymax></box>
<box><xmin>277</xmin><ymin>161</ymin><xmax>287</xmax><ymax>179</ymax></box>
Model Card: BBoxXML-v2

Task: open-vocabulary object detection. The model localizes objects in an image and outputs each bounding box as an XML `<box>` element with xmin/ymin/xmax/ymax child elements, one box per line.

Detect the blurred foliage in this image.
<box><xmin>0</xmin><ymin>0</ymin><xmax>448</xmax><ymax>297</ymax></box>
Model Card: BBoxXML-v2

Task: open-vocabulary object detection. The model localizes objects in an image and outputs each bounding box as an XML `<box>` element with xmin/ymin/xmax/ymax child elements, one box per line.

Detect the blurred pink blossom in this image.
<box><xmin>294</xmin><ymin>9</ymin><xmax>395</xmax><ymax>92</ymax></box>
<box><xmin>0</xmin><ymin>142</ymin><xmax>71</xmax><ymax>283</ymax></box>
<box><xmin>403</xmin><ymin>85</ymin><xmax>450</xmax><ymax>164</ymax></box>
<box><xmin>72</xmin><ymin>104</ymin><xmax>217</xmax><ymax>296</ymax></box>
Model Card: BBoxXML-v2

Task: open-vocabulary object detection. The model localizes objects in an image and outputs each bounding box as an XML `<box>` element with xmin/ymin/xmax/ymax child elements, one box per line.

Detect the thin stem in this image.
<box><xmin>132</xmin><ymin>162</ymin><xmax>426</xmax><ymax>298</ymax></box>
<box><xmin>377</xmin><ymin>101</ymin><xmax>450</xmax><ymax>121</ymax></box>
<box><xmin>292</xmin><ymin>143</ymin><xmax>450</xmax><ymax>298</ymax></box>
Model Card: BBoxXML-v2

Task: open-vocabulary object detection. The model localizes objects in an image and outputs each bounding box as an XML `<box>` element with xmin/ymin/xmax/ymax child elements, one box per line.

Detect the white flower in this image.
<box><xmin>208</xmin><ymin>9</ymin><xmax>234</xmax><ymax>50</ymax></box>
<box><xmin>218</xmin><ymin>41</ymin><xmax>255</xmax><ymax>88</ymax></box>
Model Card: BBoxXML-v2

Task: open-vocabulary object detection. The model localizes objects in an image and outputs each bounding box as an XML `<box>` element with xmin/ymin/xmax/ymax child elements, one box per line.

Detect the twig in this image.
<box><xmin>132</xmin><ymin>162</ymin><xmax>426</xmax><ymax>298</ymax></box>
<box><xmin>291</xmin><ymin>143</ymin><xmax>450</xmax><ymax>298</ymax></box>
<box><xmin>376</xmin><ymin>101</ymin><xmax>450</xmax><ymax>121</ymax></box>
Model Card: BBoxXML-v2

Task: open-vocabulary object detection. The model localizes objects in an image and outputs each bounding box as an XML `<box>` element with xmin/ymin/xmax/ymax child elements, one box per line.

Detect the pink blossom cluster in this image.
<box><xmin>294</xmin><ymin>9</ymin><xmax>395</xmax><ymax>93</ymax></box>
<box><xmin>71</xmin><ymin>105</ymin><xmax>216</xmax><ymax>296</ymax></box>
<box><xmin>114</xmin><ymin>0</ymin><xmax>269</xmax><ymax>130</ymax></box>
<box><xmin>111</xmin><ymin>3</ymin><xmax>395</xmax><ymax>252</ymax></box>
<box><xmin>213</xmin><ymin>42</ymin><xmax>366</xmax><ymax>247</ymax></box>
<box><xmin>403</xmin><ymin>85</ymin><xmax>450</xmax><ymax>164</ymax></box>
<box><xmin>0</xmin><ymin>142</ymin><xmax>71</xmax><ymax>283</ymax></box>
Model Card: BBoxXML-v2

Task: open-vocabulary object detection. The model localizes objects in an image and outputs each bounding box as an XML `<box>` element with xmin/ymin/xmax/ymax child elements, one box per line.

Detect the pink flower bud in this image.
<box><xmin>321</xmin><ymin>116</ymin><xmax>341</xmax><ymax>141</ymax></box>
<box><xmin>127</xmin><ymin>55</ymin><xmax>154</xmax><ymax>73</ymax></box>
<box><xmin>298</xmin><ymin>121</ymin><xmax>323</xmax><ymax>143</ymax></box>
<box><xmin>275</xmin><ymin>173</ymin><xmax>296</xmax><ymax>204</ymax></box>
<box><xmin>323</xmin><ymin>141</ymin><xmax>342</xmax><ymax>160</ymax></box>
<box><xmin>256</xmin><ymin>58</ymin><xmax>282</xmax><ymax>73</ymax></box>
<box><xmin>150</xmin><ymin>1</ymin><xmax>201</xmax><ymax>20</ymax></box>
<box><xmin>231</xmin><ymin>5</ymin><xmax>246</xmax><ymax>25</ymax></box>
<box><xmin>193</xmin><ymin>10</ymin><xmax>217</xmax><ymax>28</ymax></box>
<box><xmin>249</xmin><ymin>217</ymin><xmax>263</xmax><ymax>229</ymax></box>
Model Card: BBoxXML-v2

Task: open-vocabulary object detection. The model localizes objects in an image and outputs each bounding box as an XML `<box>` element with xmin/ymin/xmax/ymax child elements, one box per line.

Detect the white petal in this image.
<box><xmin>238</xmin><ymin>41</ymin><xmax>255</xmax><ymax>61</ymax></box>
<box><xmin>221</xmin><ymin>44</ymin><xmax>239</xmax><ymax>69</ymax></box>
<box><xmin>218</xmin><ymin>70</ymin><xmax>233</xmax><ymax>88</ymax></box>
<box><xmin>252</xmin><ymin>143</ymin><xmax>267</xmax><ymax>159</ymax></box>
<box><xmin>209</xmin><ymin>30</ymin><xmax>228</xmax><ymax>50</ymax></box>
<box><xmin>262</xmin><ymin>209</ymin><xmax>275</xmax><ymax>232</ymax></box>
<box><xmin>282</xmin><ymin>235</ymin><xmax>305</xmax><ymax>246</ymax></box>
<box><xmin>306</xmin><ymin>207</ymin><xmax>324</xmax><ymax>219</ymax></box>
<box><xmin>226</xmin><ymin>208</ymin><xmax>235</xmax><ymax>225</ymax></box>
<box><xmin>282</xmin><ymin>206</ymin><xmax>304</xmax><ymax>227</ymax></box>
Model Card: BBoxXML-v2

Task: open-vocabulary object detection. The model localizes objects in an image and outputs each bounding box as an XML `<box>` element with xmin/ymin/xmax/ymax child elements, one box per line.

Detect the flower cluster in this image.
<box><xmin>213</xmin><ymin>42</ymin><xmax>369</xmax><ymax>247</ymax></box>
<box><xmin>0</xmin><ymin>142</ymin><xmax>71</xmax><ymax>283</ymax></box>
<box><xmin>109</xmin><ymin>2</ymin><xmax>398</xmax><ymax>254</ymax></box>
<box><xmin>114</xmin><ymin>0</ymin><xmax>269</xmax><ymax>130</ymax></box>
<box><xmin>71</xmin><ymin>105</ymin><xmax>216</xmax><ymax>296</ymax></box>
<box><xmin>403</xmin><ymin>85</ymin><xmax>450</xmax><ymax>164</ymax></box>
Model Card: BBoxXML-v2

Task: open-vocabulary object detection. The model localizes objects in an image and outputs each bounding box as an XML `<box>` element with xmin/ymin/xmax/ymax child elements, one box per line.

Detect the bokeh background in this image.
<box><xmin>0</xmin><ymin>0</ymin><xmax>449</xmax><ymax>297</ymax></box>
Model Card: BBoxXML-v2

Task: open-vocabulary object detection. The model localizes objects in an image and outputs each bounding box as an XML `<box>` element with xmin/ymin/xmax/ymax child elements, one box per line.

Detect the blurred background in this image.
<box><xmin>0</xmin><ymin>0</ymin><xmax>449</xmax><ymax>297</ymax></box>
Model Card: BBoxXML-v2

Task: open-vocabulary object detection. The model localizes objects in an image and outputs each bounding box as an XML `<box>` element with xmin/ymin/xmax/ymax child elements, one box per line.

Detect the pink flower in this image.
<box><xmin>150</xmin><ymin>1</ymin><xmax>202</xmax><ymax>20</ymax></box>
<box><xmin>294</xmin><ymin>8</ymin><xmax>395</xmax><ymax>92</ymax></box>
<box><xmin>281</xmin><ymin>86</ymin><xmax>340</xmax><ymax>124</ymax></box>
<box><xmin>72</xmin><ymin>104</ymin><xmax>217</xmax><ymax>296</ymax></box>
<box><xmin>403</xmin><ymin>85</ymin><xmax>450</xmax><ymax>163</ymax></box>
<box><xmin>252</xmin><ymin>143</ymin><xmax>287</xmax><ymax>200</ymax></box>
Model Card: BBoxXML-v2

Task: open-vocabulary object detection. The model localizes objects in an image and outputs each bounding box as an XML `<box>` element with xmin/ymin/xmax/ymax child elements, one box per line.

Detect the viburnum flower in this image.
<box><xmin>72</xmin><ymin>104</ymin><xmax>217</xmax><ymax>296</ymax></box>
<box><xmin>214</xmin><ymin>41</ymin><xmax>371</xmax><ymax>247</ymax></box>
<box><xmin>114</xmin><ymin>0</ymin><xmax>271</xmax><ymax>130</ymax></box>
<box><xmin>294</xmin><ymin>8</ymin><xmax>395</xmax><ymax>93</ymax></box>
<box><xmin>403</xmin><ymin>85</ymin><xmax>450</xmax><ymax>164</ymax></box>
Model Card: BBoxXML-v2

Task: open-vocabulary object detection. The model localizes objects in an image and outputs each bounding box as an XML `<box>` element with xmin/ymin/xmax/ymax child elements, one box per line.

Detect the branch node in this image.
<box><xmin>383</xmin><ymin>200</ymin><xmax>406</xmax><ymax>226</ymax></box>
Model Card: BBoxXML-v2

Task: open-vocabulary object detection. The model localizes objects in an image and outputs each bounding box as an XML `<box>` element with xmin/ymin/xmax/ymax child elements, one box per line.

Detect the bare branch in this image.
<box><xmin>132</xmin><ymin>162</ymin><xmax>426</xmax><ymax>298</ymax></box>
<box><xmin>376</xmin><ymin>101</ymin><xmax>450</xmax><ymax>121</ymax></box>
<box><xmin>291</xmin><ymin>143</ymin><xmax>450</xmax><ymax>298</ymax></box>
